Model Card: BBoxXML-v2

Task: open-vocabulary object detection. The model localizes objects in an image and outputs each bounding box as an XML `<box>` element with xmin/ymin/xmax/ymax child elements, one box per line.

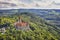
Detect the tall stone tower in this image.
<box><xmin>18</xmin><ymin>16</ymin><xmax>22</xmax><ymax>22</ymax></box>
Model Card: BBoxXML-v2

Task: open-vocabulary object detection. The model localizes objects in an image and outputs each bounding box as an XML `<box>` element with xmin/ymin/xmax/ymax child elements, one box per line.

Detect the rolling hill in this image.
<box><xmin>0</xmin><ymin>10</ymin><xmax>60</xmax><ymax>40</ymax></box>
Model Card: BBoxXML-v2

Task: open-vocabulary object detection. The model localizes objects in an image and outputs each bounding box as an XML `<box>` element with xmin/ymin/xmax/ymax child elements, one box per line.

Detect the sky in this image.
<box><xmin>0</xmin><ymin>0</ymin><xmax>60</xmax><ymax>9</ymax></box>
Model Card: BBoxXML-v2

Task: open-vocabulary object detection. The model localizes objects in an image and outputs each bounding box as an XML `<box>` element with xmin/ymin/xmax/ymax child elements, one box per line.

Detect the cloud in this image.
<box><xmin>0</xmin><ymin>0</ymin><xmax>60</xmax><ymax>9</ymax></box>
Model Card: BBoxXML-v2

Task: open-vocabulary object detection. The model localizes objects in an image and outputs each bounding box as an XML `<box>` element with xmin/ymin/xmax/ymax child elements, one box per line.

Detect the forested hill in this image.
<box><xmin>0</xmin><ymin>12</ymin><xmax>60</xmax><ymax>40</ymax></box>
<box><xmin>0</xmin><ymin>9</ymin><xmax>60</xmax><ymax>27</ymax></box>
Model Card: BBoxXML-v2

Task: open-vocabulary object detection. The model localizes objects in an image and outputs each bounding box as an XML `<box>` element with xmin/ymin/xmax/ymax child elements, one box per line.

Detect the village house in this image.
<box><xmin>14</xmin><ymin>16</ymin><xmax>30</xmax><ymax>31</ymax></box>
<box><xmin>0</xmin><ymin>27</ymin><xmax>6</xmax><ymax>34</ymax></box>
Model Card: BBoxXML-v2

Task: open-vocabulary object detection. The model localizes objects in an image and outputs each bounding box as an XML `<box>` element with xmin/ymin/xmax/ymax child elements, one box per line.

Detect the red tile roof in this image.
<box><xmin>15</xmin><ymin>22</ymin><xmax>28</xmax><ymax>27</ymax></box>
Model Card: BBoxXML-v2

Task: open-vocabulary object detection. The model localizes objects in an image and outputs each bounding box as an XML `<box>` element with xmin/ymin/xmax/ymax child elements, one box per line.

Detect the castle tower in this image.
<box><xmin>18</xmin><ymin>16</ymin><xmax>22</xmax><ymax>22</ymax></box>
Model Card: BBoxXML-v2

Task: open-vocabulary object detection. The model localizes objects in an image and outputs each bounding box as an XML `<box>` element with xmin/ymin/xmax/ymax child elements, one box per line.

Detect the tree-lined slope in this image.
<box><xmin>0</xmin><ymin>12</ymin><xmax>60</xmax><ymax>40</ymax></box>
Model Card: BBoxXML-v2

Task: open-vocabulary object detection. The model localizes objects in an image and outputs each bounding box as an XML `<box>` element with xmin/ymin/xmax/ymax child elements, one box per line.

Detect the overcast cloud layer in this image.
<box><xmin>0</xmin><ymin>0</ymin><xmax>60</xmax><ymax>9</ymax></box>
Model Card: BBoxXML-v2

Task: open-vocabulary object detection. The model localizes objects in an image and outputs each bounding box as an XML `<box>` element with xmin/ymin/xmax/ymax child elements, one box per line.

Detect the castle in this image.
<box><xmin>14</xmin><ymin>16</ymin><xmax>30</xmax><ymax>31</ymax></box>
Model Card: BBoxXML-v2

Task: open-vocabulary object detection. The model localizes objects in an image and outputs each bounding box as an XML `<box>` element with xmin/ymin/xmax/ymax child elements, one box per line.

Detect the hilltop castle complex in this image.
<box><xmin>14</xmin><ymin>16</ymin><xmax>30</xmax><ymax>31</ymax></box>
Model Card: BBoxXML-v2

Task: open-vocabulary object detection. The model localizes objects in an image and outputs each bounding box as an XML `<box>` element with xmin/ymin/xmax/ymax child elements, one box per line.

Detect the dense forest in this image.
<box><xmin>0</xmin><ymin>12</ymin><xmax>60</xmax><ymax>40</ymax></box>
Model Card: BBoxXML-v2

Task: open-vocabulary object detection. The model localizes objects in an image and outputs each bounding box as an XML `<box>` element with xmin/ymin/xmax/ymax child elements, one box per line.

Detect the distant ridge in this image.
<box><xmin>0</xmin><ymin>9</ymin><xmax>60</xmax><ymax>13</ymax></box>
